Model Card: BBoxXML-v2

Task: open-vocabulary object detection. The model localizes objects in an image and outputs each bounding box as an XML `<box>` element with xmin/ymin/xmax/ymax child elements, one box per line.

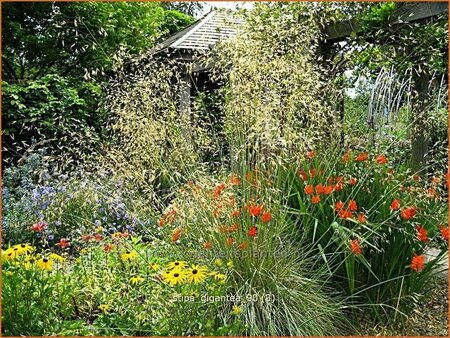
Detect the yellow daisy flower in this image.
<box><xmin>163</xmin><ymin>269</ymin><xmax>187</xmax><ymax>286</ymax></box>
<box><xmin>167</xmin><ymin>260</ymin><xmax>187</xmax><ymax>270</ymax></box>
<box><xmin>3</xmin><ymin>247</ymin><xmax>20</xmax><ymax>260</ymax></box>
<box><xmin>121</xmin><ymin>250</ymin><xmax>138</xmax><ymax>261</ymax></box>
<box><xmin>98</xmin><ymin>304</ymin><xmax>110</xmax><ymax>313</ymax></box>
<box><xmin>130</xmin><ymin>276</ymin><xmax>144</xmax><ymax>285</ymax></box>
<box><xmin>232</xmin><ymin>305</ymin><xmax>242</xmax><ymax>315</ymax></box>
<box><xmin>213</xmin><ymin>273</ymin><xmax>227</xmax><ymax>283</ymax></box>
<box><xmin>49</xmin><ymin>253</ymin><xmax>65</xmax><ymax>262</ymax></box>
<box><xmin>36</xmin><ymin>257</ymin><xmax>53</xmax><ymax>270</ymax></box>
<box><xmin>214</xmin><ymin>258</ymin><xmax>223</xmax><ymax>267</ymax></box>
<box><xmin>186</xmin><ymin>264</ymin><xmax>208</xmax><ymax>284</ymax></box>
<box><xmin>150</xmin><ymin>263</ymin><xmax>161</xmax><ymax>271</ymax></box>
<box><xmin>13</xmin><ymin>243</ymin><xmax>34</xmax><ymax>255</ymax></box>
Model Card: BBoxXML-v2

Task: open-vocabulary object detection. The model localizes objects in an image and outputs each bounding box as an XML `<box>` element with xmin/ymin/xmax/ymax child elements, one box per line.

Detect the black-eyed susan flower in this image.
<box><xmin>120</xmin><ymin>250</ymin><xmax>138</xmax><ymax>261</ymax></box>
<box><xmin>231</xmin><ymin>305</ymin><xmax>242</xmax><ymax>315</ymax></box>
<box><xmin>150</xmin><ymin>263</ymin><xmax>161</xmax><ymax>271</ymax></box>
<box><xmin>13</xmin><ymin>243</ymin><xmax>34</xmax><ymax>255</ymax></box>
<box><xmin>130</xmin><ymin>276</ymin><xmax>144</xmax><ymax>285</ymax></box>
<box><xmin>212</xmin><ymin>273</ymin><xmax>226</xmax><ymax>283</ymax></box>
<box><xmin>36</xmin><ymin>257</ymin><xmax>53</xmax><ymax>270</ymax></box>
<box><xmin>163</xmin><ymin>269</ymin><xmax>187</xmax><ymax>286</ymax></box>
<box><xmin>186</xmin><ymin>265</ymin><xmax>208</xmax><ymax>284</ymax></box>
<box><xmin>167</xmin><ymin>260</ymin><xmax>186</xmax><ymax>270</ymax></box>
<box><xmin>98</xmin><ymin>304</ymin><xmax>110</xmax><ymax>313</ymax></box>
<box><xmin>49</xmin><ymin>253</ymin><xmax>65</xmax><ymax>262</ymax></box>
<box><xmin>3</xmin><ymin>247</ymin><xmax>19</xmax><ymax>260</ymax></box>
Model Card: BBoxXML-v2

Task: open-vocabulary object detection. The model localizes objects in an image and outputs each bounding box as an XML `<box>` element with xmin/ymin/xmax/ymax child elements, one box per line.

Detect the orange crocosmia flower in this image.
<box><xmin>171</xmin><ymin>228</ymin><xmax>182</xmax><ymax>242</ymax></box>
<box><xmin>306</xmin><ymin>150</ymin><xmax>315</xmax><ymax>160</ymax></box>
<box><xmin>261</xmin><ymin>212</ymin><xmax>272</xmax><ymax>223</ymax></box>
<box><xmin>226</xmin><ymin>237</ymin><xmax>234</xmax><ymax>246</ymax></box>
<box><xmin>349</xmin><ymin>177</ymin><xmax>358</xmax><ymax>186</ymax></box>
<box><xmin>231</xmin><ymin>209</ymin><xmax>240</xmax><ymax>218</ymax></box>
<box><xmin>355</xmin><ymin>152</ymin><xmax>368</xmax><ymax>162</ymax></box>
<box><xmin>348</xmin><ymin>200</ymin><xmax>358</xmax><ymax>212</ymax></box>
<box><xmin>311</xmin><ymin>195</ymin><xmax>321</xmax><ymax>204</ymax></box>
<box><xmin>103</xmin><ymin>244</ymin><xmax>113</xmax><ymax>253</ymax></box>
<box><xmin>400</xmin><ymin>206</ymin><xmax>416</xmax><ymax>220</ymax></box>
<box><xmin>248</xmin><ymin>226</ymin><xmax>258</xmax><ymax>238</ymax></box>
<box><xmin>304</xmin><ymin>185</ymin><xmax>314</xmax><ymax>195</ymax></box>
<box><xmin>315</xmin><ymin>184</ymin><xmax>325</xmax><ymax>195</ymax></box>
<box><xmin>439</xmin><ymin>225</ymin><xmax>449</xmax><ymax>241</ymax></box>
<box><xmin>213</xmin><ymin>183</ymin><xmax>226</xmax><ymax>198</ymax></box>
<box><xmin>335</xmin><ymin>201</ymin><xmax>344</xmax><ymax>212</ymax></box>
<box><xmin>204</xmin><ymin>242</ymin><xmax>212</xmax><ymax>249</ymax></box>
<box><xmin>390</xmin><ymin>199</ymin><xmax>400</xmax><ymax>211</ymax></box>
<box><xmin>297</xmin><ymin>169</ymin><xmax>308</xmax><ymax>181</ymax></box>
<box><xmin>230</xmin><ymin>174</ymin><xmax>241</xmax><ymax>186</ymax></box>
<box><xmin>410</xmin><ymin>254</ymin><xmax>425</xmax><ymax>272</ymax></box>
<box><xmin>334</xmin><ymin>183</ymin><xmax>343</xmax><ymax>192</ymax></box>
<box><xmin>336</xmin><ymin>176</ymin><xmax>344</xmax><ymax>184</ymax></box>
<box><xmin>229</xmin><ymin>223</ymin><xmax>239</xmax><ymax>232</ymax></box>
<box><xmin>357</xmin><ymin>213</ymin><xmax>367</xmax><ymax>224</ymax></box>
<box><xmin>324</xmin><ymin>185</ymin><xmax>334</xmax><ymax>195</ymax></box>
<box><xmin>237</xmin><ymin>241</ymin><xmax>248</xmax><ymax>250</ymax></box>
<box><xmin>350</xmin><ymin>239</ymin><xmax>362</xmax><ymax>255</ymax></box>
<box><xmin>248</xmin><ymin>203</ymin><xmax>263</xmax><ymax>217</ymax></box>
<box><xmin>309</xmin><ymin>168</ymin><xmax>316</xmax><ymax>178</ymax></box>
<box><xmin>327</xmin><ymin>177</ymin><xmax>334</xmax><ymax>184</ymax></box>
<box><xmin>376</xmin><ymin>154</ymin><xmax>388</xmax><ymax>164</ymax></box>
<box><xmin>415</xmin><ymin>226</ymin><xmax>429</xmax><ymax>243</ymax></box>
<box><xmin>339</xmin><ymin>209</ymin><xmax>353</xmax><ymax>220</ymax></box>
<box><xmin>342</xmin><ymin>151</ymin><xmax>351</xmax><ymax>163</ymax></box>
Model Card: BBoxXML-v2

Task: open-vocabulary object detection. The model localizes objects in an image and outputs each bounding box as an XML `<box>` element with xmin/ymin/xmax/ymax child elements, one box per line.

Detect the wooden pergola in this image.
<box><xmin>148</xmin><ymin>2</ymin><xmax>448</xmax><ymax>171</ymax></box>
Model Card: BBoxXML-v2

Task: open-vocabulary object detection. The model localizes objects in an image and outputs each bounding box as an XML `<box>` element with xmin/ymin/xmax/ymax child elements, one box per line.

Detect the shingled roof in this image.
<box><xmin>150</xmin><ymin>10</ymin><xmax>243</xmax><ymax>56</ymax></box>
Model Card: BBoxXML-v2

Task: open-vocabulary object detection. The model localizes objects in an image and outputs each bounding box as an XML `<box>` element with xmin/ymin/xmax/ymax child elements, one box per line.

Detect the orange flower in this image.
<box><xmin>400</xmin><ymin>206</ymin><xmax>416</xmax><ymax>220</ymax></box>
<box><xmin>445</xmin><ymin>173</ymin><xmax>450</xmax><ymax>188</ymax></box>
<box><xmin>348</xmin><ymin>177</ymin><xmax>357</xmax><ymax>186</ymax></box>
<box><xmin>103</xmin><ymin>243</ymin><xmax>113</xmax><ymax>253</ymax></box>
<box><xmin>334</xmin><ymin>183</ymin><xmax>343</xmax><ymax>192</ymax></box>
<box><xmin>238</xmin><ymin>241</ymin><xmax>248</xmax><ymax>250</ymax></box>
<box><xmin>231</xmin><ymin>209</ymin><xmax>240</xmax><ymax>218</ymax></box>
<box><xmin>342</xmin><ymin>151</ymin><xmax>351</xmax><ymax>163</ymax></box>
<box><xmin>350</xmin><ymin>239</ymin><xmax>362</xmax><ymax>255</ymax></box>
<box><xmin>357</xmin><ymin>213</ymin><xmax>367</xmax><ymax>224</ymax></box>
<box><xmin>248</xmin><ymin>203</ymin><xmax>263</xmax><ymax>217</ymax></box>
<box><xmin>306</xmin><ymin>150</ymin><xmax>315</xmax><ymax>160</ymax></box>
<box><xmin>297</xmin><ymin>169</ymin><xmax>308</xmax><ymax>181</ymax></box>
<box><xmin>348</xmin><ymin>200</ymin><xmax>358</xmax><ymax>212</ymax></box>
<box><xmin>304</xmin><ymin>185</ymin><xmax>314</xmax><ymax>195</ymax></box>
<box><xmin>213</xmin><ymin>183</ymin><xmax>226</xmax><ymax>198</ymax></box>
<box><xmin>230</xmin><ymin>174</ymin><xmax>241</xmax><ymax>186</ymax></box>
<box><xmin>390</xmin><ymin>199</ymin><xmax>400</xmax><ymax>211</ymax></box>
<box><xmin>431</xmin><ymin>176</ymin><xmax>441</xmax><ymax>185</ymax></box>
<box><xmin>213</xmin><ymin>205</ymin><xmax>222</xmax><ymax>218</ymax></box>
<box><xmin>336</xmin><ymin>176</ymin><xmax>344</xmax><ymax>184</ymax></box>
<box><xmin>172</xmin><ymin>228</ymin><xmax>182</xmax><ymax>242</ymax></box>
<box><xmin>226</xmin><ymin>237</ymin><xmax>234</xmax><ymax>246</ymax></box>
<box><xmin>309</xmin><ymin>168</ymin><xmax>316</xmax><ymax>178</ymax></box>
<box><xmin>338</xmin><ymin>209</ymin><xmax>353</xmax><ymax>220</ymax></box>
<box><xmin>413</xmin><ymin>174</ymin><xmax>420</xmax><ymax>182</ymax></box>
<box><xmin>416</xmin><ymin>226</ymin><xmax>429</xmax><ymax>243</ymax></box>
<box><xmin>315</xmin><ymin>184</ymin><xmax>325</xmax><ymax>195</ymax></box>
<box><xmin>440</xmin><ymin>225</ymin><xmax>449</xmax><ymax>241</ymax></box>
<box><xmin>327</xmin><ymin>177</ymin><xmax>334</xmax><ymax>184</ymax></box>
<box><xmin>204</xmin><ymin>242</ymin><xmax>212</xmax><ymax>249</ymax></box>
<box><xmin>324</xmin><ymin>185</ymin><xmax>334</xmax><ymax>195</ymax></box>
<box><xmin>248</xmin><ymin>226</ymin><xmax>258</xmax><ymax>238</ymax></box>
<box><xmin>335</xmin><ymin>201</ymin><xmax>344</xmax><ymax>212</ymax></box>
<box><xmin>388</xmin><ymin>168</ymin><xmax>395</xmax><ymax>175</ymax></box>
<box><xmin>410</xmin><ymin>254</ymin><xmax>425</xmax><ymax>272</ymax></box>
<box><xmin>355</xmin><ymin>152</ymin><xmax>368</xmax><ymax>162</ymax></box>
<box><xmin>94</xmin><ymin>234</ymin><xmax>103</xmax><ymax>242</ymax></box>
<box><xmin>261</xmin><ymin>212</ymin><xmax>272</xmax><ymax>223</ymax></box>
<box><xmin>376</xmin><ymin>154</ymin><xmax>388</xmax><ymax>164</ymax></box>
<box><xmin>56</xmin><ymin>238</ymin><xmax>70</xmax><ymax>249</ymax></box>
<box><xmin>311</xmin><ymin>195</ymin><xmax>321</xmax><ymax>204</ymax></box>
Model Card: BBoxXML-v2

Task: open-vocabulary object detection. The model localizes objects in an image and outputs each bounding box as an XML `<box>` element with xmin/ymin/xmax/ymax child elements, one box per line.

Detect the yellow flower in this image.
<box><xmin>80</xmin><ymin>248</ymin><xmax>90</xmax><ymax>255</ymax></box>
<box><xmin>214</xmin><ymin>258</ymin><xmax>223</xmax><ymax>267</ymax></box>
<box><xmin>186</xmin><ymin>265</ymin><xmax>208</xmax><ymax>284</ymax></box>
<box><xmin>130</xmin><ymin>276</ymin><xmax>144</xmax><ymax>285</ymax></box>
<box><xmin>227</xmin><ymin>260</ymin><xmax>234</xmax><ymax>269</ymax></box>
<box><xmin>98</xmin><ymin>304</ymin><xmax>110</xmax><ymax>313</ymax></box>
<box><xmin>121</xmin><ymin>250</ymin><xmax>138</xmax><ymax>261</ymax></box>
<box><xmin>150</xmin><ymin>263</ymin><xmax>161</xmax><ymax>271</ymax></box>
<box><xmin>96</xmin><ymin>226</ymin><xmax>104</xmax><ymax>233</ymax></box>
<box><xmin>167</xmin><ymin>260</ymin><xmax>187</xmax><ymax>270</ymax></box>
<box><xmin>232</xmin><ymin>305</ymin><xmax>242</xmax><ymax>315</ymax></box>
<box><xmin>36</xmin><ymin>257</ymin><xmax>53</xmax><ymax>270</ymax></box>
<box><xmin>49</xmin><ymin>253</ymin><xmax>65</xmax><ymax>262</ymax></box>
<box><xmin>213</xmin><ymin>273</ymin><xmax>227</xmax><ymax>283</ymax></box>
<box><xmin>3</xmin><ymin>247</ymin><xmax>20</xmax><ymax>260</ymax></box>
<box><xmin>5</xmin><ymin>271</ymin><xmax>13</xmax><ymax>276</ymax></box>
<box><xmin>163</xmin><ymin>269</ymin><xmax>187</xmax><ymax>286</ymax></box>
<box><xmin>13</xmin><ymin>243</ymin><xmax>34</xmax><ymax>255</ymax></box>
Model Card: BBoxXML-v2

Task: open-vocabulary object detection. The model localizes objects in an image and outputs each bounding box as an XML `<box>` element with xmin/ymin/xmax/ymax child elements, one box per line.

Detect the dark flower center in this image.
<box><xmin>43</xmin><ymin>258</ymin><xmax>49</xmax><ymax>262</ymax></box>
<box><xmin>21</xmin><ymin>244</ymin><xmax>26</xmax><ymax>248</ymax></box>
<box><xmin>126</xmin><ymin>251</ymin><xmax>130</xmax><ymax>254</ymax></box>
<box><xmin>174</xmin><ymin>273</ymin><xmax>179</xmax><ymax>277</ymax></box>
<box><xmin>192</xmin><ymin>269</ymin><xmax>198</xmax><ymax>274</ymax></box>
<box><xmin>13</xmin><ymin>248</ymin><xmax>18</xmax><ymax>251</ymax></box>
<box><xmin>174</xmin><ymin>262</ymin><xmax>179</xmax><ymax>265</ymax></box>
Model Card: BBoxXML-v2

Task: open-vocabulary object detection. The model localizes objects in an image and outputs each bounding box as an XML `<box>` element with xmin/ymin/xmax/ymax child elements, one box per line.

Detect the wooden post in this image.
<box><xmin>410</xmin><ymin>71</ymin><xmax>431</xmax><ymax>173</ymax></box>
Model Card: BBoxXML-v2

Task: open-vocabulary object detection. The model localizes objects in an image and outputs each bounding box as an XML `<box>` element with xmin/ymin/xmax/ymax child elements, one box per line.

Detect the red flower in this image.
<box><xmin>410</xmin><ymin>254</ymin><xmax>425</xmax><ymax>272</ymax></box>
<box><xmin>376</xmin><ymin>154</ymin><xmax>388</xmax><ymax>164</ymax></box>
<box><xmin>350</xmin><ymin>239</ymin><xmax>362</xmax><ymax>255</ymax></box>
<box><xmin>248</xmin><ymin>226</ymin><xmax>258</xmax><ymax>238</ymax></box>
<box><xmin>348</xmin><ymin>200</ymin><xmax>358</xmax><ymax>212</ymax></box>
<box><xmin>231</xmin><ymin>209</ymin><xmax>240</xmax><ymax>218</ymax></box>
<box><xmin>311</xmin><ymin>195</ymin><xmax>321</xmax><ymax>204</ymax></box>
<box><xmin>306</xmin><ymin>150</ymin><xmax>315</xmax><ymax>160</ymax></box>
<box><xmin>335</xmin><ymin>201</ymin><xmax>344</xmax><ymax>212</ymax></box>
<box><xmin>103</xmin><ymin>244</ymin><xmax>113</xmax><ymax>252</ymax></box>
<box><xmin>416</xmin><ymin>226</ymin><xmax>429</xmax><ymax>243</ymax></box>
<box><xmin>56</xmin><ymin>238</ymin><xmax>70</xmax><ymax>249</ymax></box>
<box><xmin>261</xmin><ymin>212</ymin><xmax>272</xmax><ymax>223</ymax></box>
<box><xmin>94</xmin><ymin>234</ymin><xmax>103</xmax><ymax>242</ymax></box>
<box><xmin>226</xmin><ymin>237</ymin><xmax>234</xmax><ymax>246</ymax></box>
<box><xmin>355</xmin><ymin>152</ymin><xmax>368</xmax><ymax>162</ymax></box>
<box><xmin>204</xmin><ymin>241</ymin><xmax>212</xmax><ymax>249</ymax></box>
<box><xmin>349</xmin><ymin>177</ymin><xmax>358</xmax><ymax>186</ymax></box>
<box><xmin>390</xmin><ymin>199</ymin><xmax>400</xmax><ymax>211</ymax></box>
<box><xmin>82</xmin><ymin>234</ymin><xmax>93</xmax><ymax>241</ymax></box>
<box><xmin>315</xmin><ymin>184</ymin><xmax>325</xmax><ymax>195</ymax></box>
<box><xmin>31</xmin><ymin>221</ymin><xmax>47</xmax><ymax>232</ymax></box>
<box><xmin>439</xmin><ymin>225</ymin><xmax>449</xmax><ymax>241</ymax></box>
<box><xmin>324</xmin><ymin>185</ymin><xmax>334</xmax><ymax>195</ymax></box>
<box><xmin>248</xmin><ymin>203</ymin><xmax>263</xmax><ymax>217</ymax></box>
<box><xmin>357</xmin><ymin>213</ymin><xmax>367</xmax><ymax>224</ymax></box>
<box><xmin>400</xmin><ymin>206</ymin><xmax>416</xmax><ymax>220</ymax></box>
<box><xmin>338</xmin><ymin>209</ymin><xmax>353</xmax><ymax>220</ymax></box>
<box><xmin>304</xmin><ymin>185</ymin><xmax>314</xmax><ymax>195</ymax></box>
